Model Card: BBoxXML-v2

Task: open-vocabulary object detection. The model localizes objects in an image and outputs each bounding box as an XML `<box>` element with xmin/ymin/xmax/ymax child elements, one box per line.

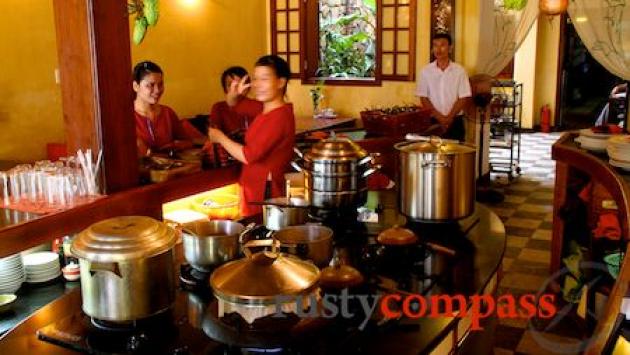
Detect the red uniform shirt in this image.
<box><xmin>209</xmin><ymin>98</ymin><xmax>263</xmax><ymax>135</ymax></box>
<box><xmin>240</xmin><ymin>104</ymin><xmax>295</xmax><ymax>216</ymax></box>
<box><xmin>135</xmin><ymin>105</ymin><xmax>198</xmax><ymax>154</ymax></box>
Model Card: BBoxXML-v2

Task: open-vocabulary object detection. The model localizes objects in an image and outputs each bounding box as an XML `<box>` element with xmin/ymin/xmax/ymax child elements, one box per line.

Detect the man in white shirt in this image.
<box><xmin>416</xmin><ymin>33</ymin><xmax>472</xmax><ymax>141</ymax></box>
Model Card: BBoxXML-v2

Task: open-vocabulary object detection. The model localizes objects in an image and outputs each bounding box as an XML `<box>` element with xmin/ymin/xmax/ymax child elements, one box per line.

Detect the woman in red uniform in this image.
<box><xmin>209</xmin><ymin>66</ymin><xmax>263</xmax><ymax>136</ymax></box>
<box><xmin>207</xmin><ymin>55</ymin><xmax>295</xmax><ymax>216</ymax></box>
<box><xmin>133</xmin><ymin>61</ymin><xmax>203</xmax><ymax>157</ymax></box>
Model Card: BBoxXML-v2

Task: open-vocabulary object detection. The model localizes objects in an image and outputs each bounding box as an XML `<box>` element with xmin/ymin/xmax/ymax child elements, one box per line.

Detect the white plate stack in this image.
<box><xmin>22</xmin><ymin>252</ymin><xmax>61</xmax><ymax>284</ymax></box>
<box><xmin>608</xmin><ymin>135</ymin><xmax>630</xmax><ymax>171</ymax></box>
<box><xmin>575</xmin><ymin>129</ymin><xmax>612</xmax><ymax>152</ymax></box>
<box><xmin>0</xmin><ymin>254</ymin><xmax>26</xmax><ymax>293</ymax></box>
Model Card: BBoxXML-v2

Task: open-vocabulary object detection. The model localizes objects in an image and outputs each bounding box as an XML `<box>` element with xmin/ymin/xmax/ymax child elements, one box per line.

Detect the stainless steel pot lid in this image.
<box><xmin>305</xmin><ymin>136</ymin><xmax>368</xmax><ymax>161</ymax></box>
<box><xmin>397</xmin><ymin>141</ymin><xmax>476</xmax><ymax>154</ymax></box>
<box><xmin>210</xmin><ymin>240</ymin><xmax>320</xmax><ymax>305</ymax></box>
<box><xmin>71</xmin><ymin>216</ymin><xmax>177</xmax><ymax>263</ymax></box>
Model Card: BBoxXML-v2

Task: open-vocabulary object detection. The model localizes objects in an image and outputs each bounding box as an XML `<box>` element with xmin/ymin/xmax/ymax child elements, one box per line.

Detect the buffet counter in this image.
<box><xmin>0</xmin><ymin>191</ymin><xmax>505</xmax><ymax>354</ymax></box>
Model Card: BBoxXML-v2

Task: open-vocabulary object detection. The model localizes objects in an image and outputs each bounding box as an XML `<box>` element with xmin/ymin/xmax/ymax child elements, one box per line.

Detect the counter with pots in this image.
<box><xmin>0</xmin><ymin>190</ymin><xmax>505</xmax><ymax>355</ymax></box>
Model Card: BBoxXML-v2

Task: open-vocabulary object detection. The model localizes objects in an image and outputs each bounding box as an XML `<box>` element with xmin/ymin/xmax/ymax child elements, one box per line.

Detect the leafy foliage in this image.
<box><xmin>317</xmin><ymin>4</ymin><xmax>376</xmax><ymax>78</ymax></box>
<box><xmin>503</xmin><ymin>0</ymin><xmax>528</xmax><ymax>11</ymax></box>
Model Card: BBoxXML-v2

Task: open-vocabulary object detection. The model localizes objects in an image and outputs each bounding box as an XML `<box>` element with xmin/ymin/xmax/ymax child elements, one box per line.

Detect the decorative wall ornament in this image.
<box><xmin>430</xmin><ymin>0</ymin><xmax>455</xmax><ymax>60</ymax></box>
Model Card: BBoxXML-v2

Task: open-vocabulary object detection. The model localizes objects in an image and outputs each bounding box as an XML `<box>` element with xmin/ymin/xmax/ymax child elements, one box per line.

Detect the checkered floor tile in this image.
<box><xmin>485</xmin><ymin>133</ymin><xmax>586</xmax><ymax>355</ymax></box>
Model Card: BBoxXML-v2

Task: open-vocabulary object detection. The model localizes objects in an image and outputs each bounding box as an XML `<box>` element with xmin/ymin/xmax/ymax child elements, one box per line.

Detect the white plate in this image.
<box><xmin>610</xmin><ymin>159</ymin><xmax>630</xmax><ymax>171</ymax></box>
<box><xmin>22</xmin><ymin>252</ymin><xmax>59</xmax><ymax>268</ymax></box>
<box><xmin>26</xmin><ymin>268</ymin><xmax>60</xmax><ymax>277</ymax></box>
<box><xmin>0</xmin><ymin>284</ymin><xmax>23</xmax><ymax>294</ymax></box>
<box><xmin>576</xmin><ymin>139</ymin><xmax>607</xmax><ymax>152</ymax></box>
<box><xmin>579</xmin><ymin>128</ymin><xmax>614</xmax><ymax>140</ymax></box>
<box><xmin>26</xmin><ymin>271</ymin><xmax>61</xmax><ymax>283</ymax></box>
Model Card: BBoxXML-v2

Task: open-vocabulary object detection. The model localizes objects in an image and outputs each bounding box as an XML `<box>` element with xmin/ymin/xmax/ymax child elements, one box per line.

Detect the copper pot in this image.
<box><xmin>209</xmin><ymin>239</ymin><xmax>320</xmax><ymax>324</ymax></box>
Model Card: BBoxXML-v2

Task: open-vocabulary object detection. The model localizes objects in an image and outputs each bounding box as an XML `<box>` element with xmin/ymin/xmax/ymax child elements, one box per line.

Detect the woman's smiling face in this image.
<box><xmin>133</xmin><ymin>72</ymin><xmax>164</xmax><ymax>105</ymax></box>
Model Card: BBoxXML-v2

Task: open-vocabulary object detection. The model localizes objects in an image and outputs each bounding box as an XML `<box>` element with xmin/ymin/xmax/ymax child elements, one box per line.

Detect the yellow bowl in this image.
<box><xmin>191</xmin><ymin>193</ymin><xmax>240</xmax><ymax>220</ymax></box>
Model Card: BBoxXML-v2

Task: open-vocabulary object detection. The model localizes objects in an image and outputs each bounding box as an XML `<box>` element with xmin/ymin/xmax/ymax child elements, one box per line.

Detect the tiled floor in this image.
<box><xmin>486</xmin><ymin>132</ymin><xmax>587</xmax><ymax>355</ymax></box>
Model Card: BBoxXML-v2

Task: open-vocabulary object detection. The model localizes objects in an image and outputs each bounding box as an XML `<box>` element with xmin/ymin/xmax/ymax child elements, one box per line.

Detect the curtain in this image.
<box><xmin>476</xmin><ymin>0</ymin><xmax>539</xmax><ymax>76</ymax></box>
<box><xmin>568</xmin><ymin>1</ymin><xmax>630</xmax><ymax>80</ymax></box>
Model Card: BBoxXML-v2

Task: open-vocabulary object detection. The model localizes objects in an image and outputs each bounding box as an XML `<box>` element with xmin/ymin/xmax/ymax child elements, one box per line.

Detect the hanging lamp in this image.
<box><xmin>539</xmin><ymin>0</ymin><xmax>568</xmax><ymax>16</ymax></box>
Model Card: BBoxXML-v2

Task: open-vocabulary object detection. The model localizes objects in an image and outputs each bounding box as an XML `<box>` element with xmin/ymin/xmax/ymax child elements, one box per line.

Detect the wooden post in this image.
<box><xmin>52</xmin><ymin>0</ymin><xmax>138</xmax><ymax>193</ymax></box>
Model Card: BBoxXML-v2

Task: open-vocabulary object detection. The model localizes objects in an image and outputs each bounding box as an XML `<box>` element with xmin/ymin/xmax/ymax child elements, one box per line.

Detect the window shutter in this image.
<box><xmin>380</xmin><ymin>0</ymin><xmax>417</xmax><ymax>81</ymax></box>
<box><xmin>270</xmin><ymin>0</ymin><xmax>302</xmax><ymax>78</ymax></box>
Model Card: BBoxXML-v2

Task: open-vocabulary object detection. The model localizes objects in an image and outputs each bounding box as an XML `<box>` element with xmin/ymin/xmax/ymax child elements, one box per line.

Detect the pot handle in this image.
<box><xmin>238</xmin><ymin>222</ymin><xmax>258</xmax><ymax>244</ymax></box>
<box><xmin>290</xmin><ymin>161</ymin><xmax>304</xmax><ymax>172</ymax></box>
<box><xmin>421</xmin><ymin>160</ymin><xmax>452</xmax><ymax>168</ymax></box>
<box><xmin>242</xmin><ymin>239</ymin><xmax>281</xmax><ymax>263</ymax></box>
<box><xmin>89</xmin><ymin>261</ymin><xmax>122</xmax><ymax>278</ymax></box>
<box><xmin>361</xmin><ymin>165</ymin><xmax>382</xmax><ymax>178</ymax></box>
<box><xmin>293</xmin><ymin>147</ymin><xmax>304</xmax><ymax>159</ymax></box>
<box><xmin>358</xmin><ymin>152</ymin><xmax>380</xmax><ymax>166</ymax></box>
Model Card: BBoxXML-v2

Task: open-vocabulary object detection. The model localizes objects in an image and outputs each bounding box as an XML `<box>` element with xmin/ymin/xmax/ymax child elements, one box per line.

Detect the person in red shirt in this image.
<box><xmin>133</xmin><ymin>61</ymin><xmax>204</xmax><ymax>157</ymax></box>
<box><xmin>208</xmin><ymin>55</ymin><xmax>295</xmax><ymax>216</ymax></box>
<box><xmin>209</xmin><ymin>66</ymin><xmax>263</xmax><ymax>138</ymax></box>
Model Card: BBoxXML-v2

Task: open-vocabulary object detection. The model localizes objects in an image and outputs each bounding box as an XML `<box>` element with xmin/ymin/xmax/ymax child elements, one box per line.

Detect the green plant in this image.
<box><xmin>309</xmin><ymin>80</ymin><xmax>325</xmax><ymax>111</ymax></box>
<box><xmin>317</xmin><ymin>8</ymin><xmax>376</xmax><ymax>78</ymax></box>
<box><xmin>503</xmin><ymin>0</ymin><xmax>528</xmax><ymax>11</ymax></box>
<box><xmin>128</xmin><ymin>0</ymin><xmax>160</xmax><ymax>45</ymax></box>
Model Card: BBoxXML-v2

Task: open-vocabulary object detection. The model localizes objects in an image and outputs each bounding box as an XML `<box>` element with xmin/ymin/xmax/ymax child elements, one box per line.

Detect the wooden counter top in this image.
<box><xmin>0</xmin><ymin>165</ymin><xmax>240</xmax><ymax>259</ymax></box>
<box><xmin>552</xmin><ymin>132</ymin><xmax>630</xmax><ymax>354</ymax></box>
<box><xmin>294</xmin><ymin>116</ymin><xmax>356</xmax><ymax>135</ymax></box>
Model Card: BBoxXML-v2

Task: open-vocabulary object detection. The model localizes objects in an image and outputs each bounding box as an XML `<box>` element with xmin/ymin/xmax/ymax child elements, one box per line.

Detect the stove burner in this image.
<box><xmin>90</xmin><ymin>317</ymin><xmax>137</xmax><ymax>332</ymax></box>
<box><xmin>180</xmin><ymin>263</ymin><xmax>212</xmax><ymax>291</ymax></box>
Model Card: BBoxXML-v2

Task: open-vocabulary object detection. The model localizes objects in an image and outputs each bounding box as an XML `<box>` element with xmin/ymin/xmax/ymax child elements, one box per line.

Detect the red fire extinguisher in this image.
<box><xmin>541</xmin><ymin>104</ymin><xmax>551</xmax><ymax>133</ymax></box>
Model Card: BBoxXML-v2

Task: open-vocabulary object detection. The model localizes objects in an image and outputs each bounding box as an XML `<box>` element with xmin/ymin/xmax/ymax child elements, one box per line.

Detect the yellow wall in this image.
<box><xmin>534</xmin><ymin>16</ymin><xmax>561</xmax><ymax>127</ymax></box>
<box><xmin>514</xmin><ymin>19</ymin><xmax>539</xmax><ymax>129</ymax></box>
<box><xmin>130</xmin><ymin>0</ymin><xmax>268</xmax><ymax>118</ymax></box>
<box><xmin>0</xmin><ymin>0</ymin><xmax>64</xmax><ymax>162</ymax></box>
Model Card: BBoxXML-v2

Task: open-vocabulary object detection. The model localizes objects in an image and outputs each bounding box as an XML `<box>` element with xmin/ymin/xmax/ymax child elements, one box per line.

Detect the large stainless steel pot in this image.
<box><xmin>274</xmin><ymin>225</ymin><xmax>334</xmax><ymax>267</ymax></box>
<box><xmin>71</xmin><ymin>216</ymin><xmax>177</xmax><ymax>322</ymax></box>
<box><xmin>292</xmin><ymin>136</ymin><xmax>378</xmax><ymax>208</ymax></box>
<box><xmin>181</xmin><ymin>220</ymin><xmax>246</xmax><ymax>272</ymax></box>
<box><xmin>210</xmin><ymin>239</ymin><xmax>320</xmax><ymax>324</ymax></box>
<box><xmin>263</xmin><ymin>197</ymin><xmax>309</xmax><ymax>231</ymax></box>
<box><xmin>395</xmin><ymin>138</ymin><xmax>476</xmax><ymax>221</ymax></box>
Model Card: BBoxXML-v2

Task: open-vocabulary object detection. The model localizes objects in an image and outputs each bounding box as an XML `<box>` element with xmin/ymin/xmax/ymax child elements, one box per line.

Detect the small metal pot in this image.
<box><xmin>274</xmin><ymin>225</ymin><xmax>334</xmax><ymax>267</ymax></box>
<box><xmin>181</xmin><ymin>220</ymin><xmax>246</xmax><ymax>272</ymax></box>
<box><xmin>262</xmin><ymin>197</ymin><xmax>309</xmax><ymax>231</ymax></box>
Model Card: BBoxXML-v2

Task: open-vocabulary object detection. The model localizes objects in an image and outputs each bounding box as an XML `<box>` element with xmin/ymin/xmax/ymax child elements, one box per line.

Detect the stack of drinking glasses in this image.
<box><xmin>0</xmin><ymin>149</ymin><xmax>102</xmax><ymax>211</ymax></box>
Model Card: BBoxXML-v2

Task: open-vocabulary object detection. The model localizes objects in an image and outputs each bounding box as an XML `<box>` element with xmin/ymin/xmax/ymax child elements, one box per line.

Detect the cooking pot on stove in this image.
<box><xmin>210</xmin><ymin>239</ymin><xmax>320</xmax><ymax>324</ymax></box>
<box><xmin>292</xmin><ymin>136</ymin><xmax>379</xmax><ymax>209</ymax></box>
<box><xmin>71</xmin><ymin>216</ymin><xmax>177</xmax><ymax>322</ymax></box>
<box><xmin>262</xmin><ymin>197</ymin><xmax>309</xmax><ymax>231</ymax></box>
<box><xmin>395</xmin><ymin>137</ymin><xmax>476</xmax><ymax>221</ymax></box>
<box><xmin>274</xmin><ymin>224</ymin><xmax>334</xmax><ymax>267</ymax></box>
<box><xmin>180</xmin><ymin>220</ymin><xmax>247</xmax><ymax>272</ymax></box>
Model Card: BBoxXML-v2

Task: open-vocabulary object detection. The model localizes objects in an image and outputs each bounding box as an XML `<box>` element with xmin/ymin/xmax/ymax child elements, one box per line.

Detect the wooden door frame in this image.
<box><xmin>52</xmin><ymin>0</ymin><xmax>138</xmax><ymax>193</ymax></box>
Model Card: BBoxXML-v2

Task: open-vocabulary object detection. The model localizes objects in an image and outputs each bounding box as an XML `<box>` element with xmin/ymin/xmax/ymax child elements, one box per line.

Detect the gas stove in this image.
<box><xmin>37</xmin><ymin>208</ymin><xmax>480</xmax><ymax>354</ymax></box>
